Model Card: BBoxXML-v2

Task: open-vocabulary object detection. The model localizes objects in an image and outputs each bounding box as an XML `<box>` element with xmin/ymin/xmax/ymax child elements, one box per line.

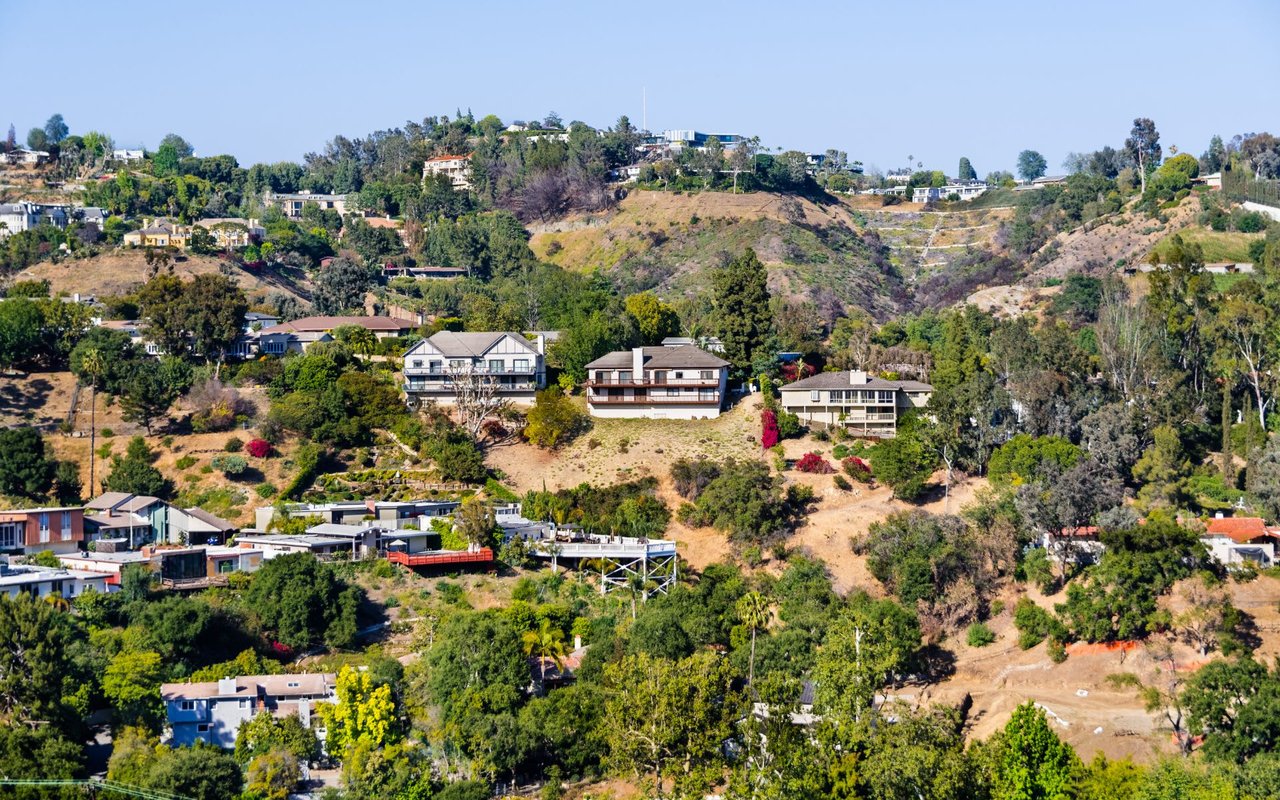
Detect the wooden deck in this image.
<box><xmin>386</xmin><ymin>548</ymin><xmax>495</xmax><ymax>568</ymax></box>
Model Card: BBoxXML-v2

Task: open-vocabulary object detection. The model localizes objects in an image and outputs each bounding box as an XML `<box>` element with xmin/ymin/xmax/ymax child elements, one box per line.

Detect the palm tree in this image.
<box><xmin>80</xmin><ymin>348</ymin><xmax>104</xmax><ymax>496</ymax></box>
<box><xmin>522</xmin><ymin>618</ymin><xmax>567</xmax><ymax>683</ymax></box>
<box><xmin>737</xmin><ymin>591</ymin><xmax>771</xmax><ymax>688</ymax></box>
<box><xmin>626</xmin><ymin>572</ymin><xmax>654</xmax><ymax>620</ymax></box>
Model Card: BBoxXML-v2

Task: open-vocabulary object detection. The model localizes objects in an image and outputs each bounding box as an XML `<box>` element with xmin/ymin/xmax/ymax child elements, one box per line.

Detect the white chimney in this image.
<box><xmin>217</xmin><ymin>677</ymin><xmax>237</xmax><ymax>695</ymax></box>
<box><xmin>632</xmin><ymin>347</ymin><xmax>644</xmax><ymax>377</ymax></box>
<box><xmin>534</xmin><ymin>334</ymin><xmax>546</xmax><ymax>355</ymax></box>
<box><xmin>573</xmin><ymin>634</ymin><xmax>583</xmax><ymax>650</ymax></box>
<box><xmin>850</xmin><ymin>370</ymin><xmax>868</xmax><ymax>385</ymax></box>
<box><xmin>1215</xmin><ymin>512</ymin><xmax>1225</xmax><ymax>519</ymax></box>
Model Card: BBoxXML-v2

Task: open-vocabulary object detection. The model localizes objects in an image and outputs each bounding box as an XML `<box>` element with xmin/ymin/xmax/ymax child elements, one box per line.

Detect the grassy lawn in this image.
<box><xmin>1151</xmin><ymin>228</ymin><xmax>1263</xmax><ymax>263</ymax></box>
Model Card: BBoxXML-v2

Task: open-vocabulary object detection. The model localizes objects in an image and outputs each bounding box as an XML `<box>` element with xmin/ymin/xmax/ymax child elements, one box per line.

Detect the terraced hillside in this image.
<box><xmin>529</xmin><ymin>190</ymin><xmax>1011</xmax><ymax>319</ymax></box>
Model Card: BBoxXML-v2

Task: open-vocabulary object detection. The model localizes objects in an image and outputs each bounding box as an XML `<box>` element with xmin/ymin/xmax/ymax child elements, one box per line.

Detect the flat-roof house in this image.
<box><xmin>0</xmin><ymin>507</ymin><xmax>84</xmax><ymax>555</ymax></box>
<box><xmin>162</xmin><ymin>673</ymin><xmax>337</xmax><ymax>750</ymax></box>
<box><xmin>913</xmin><ymin>182</ymin><xmax>988</xmax><ymax>203</ymax></box>
<box><xmin>255</xmin><ymin>499</ymin><xmax>459</xmax><ymax>532</ymax></box>
<box><xmin>778</xmin><ymin>370</ymin><xmax>932</xmax><ymax>438</ymax></box>
<box><xmin>112</xmin><ymin>149</ymin><xmax>145</xmax><ymax>162</ymax></box>
<box><xmin>233</xmin><ymin>528</ymin><xmax>379</xmax><ymax>560</ymax></box>
<box><xmin>1201</xmin><ymin>516</ymin><xmax>1279</xmax><ymax>567</ymax></box>
<box><xmin>584</xmin><ymin>344</ymin><xmax>729</xmax><ymax>420</ymax></box>
<box><xmin>0</xmin><ymin>557</ymin><xmax>111</xmax><ymax>600</ymax></box>
<box><xmin>6</xmin><ymin>147</ymin><xmax>50</xmax><ymax>165</ymax></box>
<box><xmin>265</xmin><ymin>191</ymin><xmax>350</xmax><ymax>220</ymax></box>
<box><xmin>403</xmin><ymin>331</ymin><xmax>547</xmax><ymax>407</ymax></box>
<box><xmin>422</xmin><ymin>153</ymin><xmax>473</xmax><ymax>190</ymax></box>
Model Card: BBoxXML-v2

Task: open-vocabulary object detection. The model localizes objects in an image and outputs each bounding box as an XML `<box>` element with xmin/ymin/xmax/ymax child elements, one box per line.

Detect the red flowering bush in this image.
<box><xmin>246</xmin><ymin>438</ymin><xmax>272</xmax><ymax>458</ymax></box>
<box><xmin>795</xmin><ymin>452</ymin><xmax>835</xmax><ymax>474</ymax></box>
<box><xmin>761</xmin><ymin>409</ymin><xmax>780</xmax><ymax>449</ymax></box>
<box><xmin>842</xmin><ymin>456</ymin><xmax>873</xmax><ymax>483</ymax></box>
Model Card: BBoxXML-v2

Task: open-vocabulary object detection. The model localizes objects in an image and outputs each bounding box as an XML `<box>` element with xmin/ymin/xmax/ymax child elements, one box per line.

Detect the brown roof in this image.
<box><xmin>1204</xmin><ymin>517</ymin><xmax>1278</xmax><ymax>544</ymax></box>
<box><xmin>425</xmin><ymin>153</ymin><xmax>473</xmax><ymax>163</ymax></box>
<box><xmin>183</xmin><ymin>507</ymin><xmax>236</xmax><ymax>532</ymax></box>
<box><xmin>585</xmin><ymin>345</ymin><xmax>728</xmax><ymax>371</ymax></box>
<box><xmin>259</xmin><ymin>316</ymin><xmax>412</xmax><ymax>334</ymax></box>
<box><xmin>161</xmin><ymin>673</ymin><xmax>336</xmax><ymax>701</ymax></box>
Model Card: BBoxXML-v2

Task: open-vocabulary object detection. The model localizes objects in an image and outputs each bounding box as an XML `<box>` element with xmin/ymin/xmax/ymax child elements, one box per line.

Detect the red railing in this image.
<box><xmin>386</xmin><ymin>548</ymin><xmax>494</xmax><ymax>567</ymax></box>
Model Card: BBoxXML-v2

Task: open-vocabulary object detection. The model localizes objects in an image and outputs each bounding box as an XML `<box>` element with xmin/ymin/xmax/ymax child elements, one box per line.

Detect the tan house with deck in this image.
<box><xmin>778</xmin><ymin>370</ymin><xmax>931</xmax><ymax>437</ymax></box>
<box><xmin>584</xmin><ymin>344</ymin><xmax>729</xmax><ymax>420</ymax></box>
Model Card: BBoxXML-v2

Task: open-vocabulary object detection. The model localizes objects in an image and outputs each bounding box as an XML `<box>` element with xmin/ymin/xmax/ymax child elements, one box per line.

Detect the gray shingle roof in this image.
<box><xmin>585</xmin><ymin>345</ymin><xmax>728</xmax><ymax>371</ymax></box>
<box><xmin>425</xmin><ymin>331</ymin><xmax>537</xmax><ymax>358</ymax></box>
<box><xmin>779</xmin><ymin>371</ymin><xmax>932</xmax><ymax>392</ymax></box>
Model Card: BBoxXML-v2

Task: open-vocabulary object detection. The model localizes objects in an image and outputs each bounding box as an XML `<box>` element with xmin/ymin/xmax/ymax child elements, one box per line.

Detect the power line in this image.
<box><xmin>0</xmin><ymin>778</ymin><xmax>190</xmax><ymax>800</ymax></box>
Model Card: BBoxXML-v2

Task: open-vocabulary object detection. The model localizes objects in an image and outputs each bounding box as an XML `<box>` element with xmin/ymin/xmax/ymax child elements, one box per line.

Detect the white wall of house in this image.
<box><xmin>1201</xmin><ymin>534</ymin><xmax>1275</xmax><ymax>566</ymax></box>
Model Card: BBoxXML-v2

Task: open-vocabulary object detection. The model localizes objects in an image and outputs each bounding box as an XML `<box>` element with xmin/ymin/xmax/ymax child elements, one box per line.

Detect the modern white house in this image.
<box><xmin>162</xmin><ymin>673</ymin><xmax>336</xmax><ymax>750</ymax></box>
<box><xmin>0</xmin><ymin>557</ymin><xmax>111</xmax><ymax>600</ymax></box>
<box><xmin>112</xmin><ymin>149</ymin><xmax>145</xmax><ymax>162</ymax></box>
<box><xmin>912</xmin><ymin>182</ymin><xmax>988</xmax><ymax>203</ymax></box>
<box><xmin>583</xmin><ymin>344</ymin><xmax>729</xmax><ymax>420</ymax></box>
<box><xmin>264</xmin><ymin>191</ymin><xmax>350</xmax><ymax>220</ymax></box>
<box><xmin>254</xmin><ymin>499</ymin><xmax>459</xmax><ymax>532</ymax></box>
<box><xmin>402</xmin><ymin>331</ymin><xmax>547</xmax><ymax>407</ymax></box>
<box><xmin>778</xmin><ymin>370</ymin><xmax>932</xmax><ymax>438</ymax></box>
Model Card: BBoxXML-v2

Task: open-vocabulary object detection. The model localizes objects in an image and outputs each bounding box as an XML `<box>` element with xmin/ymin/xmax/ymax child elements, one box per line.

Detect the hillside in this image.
<box><xmin>529</xmin><ymin>190</ymin><xmax>1011</xmax><ymax>319</ymax></box>
<box><xmin>14</xmin><ymin>249</ymin><xmax>312</xmax><ymax>306</ymax></box>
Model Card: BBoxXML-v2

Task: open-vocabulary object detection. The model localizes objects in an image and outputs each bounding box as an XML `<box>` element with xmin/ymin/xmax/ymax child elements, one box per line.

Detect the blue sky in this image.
<box><xmin>3</xmin><ymin>0</ymin><xmax>1277</xmax><ymax>175</ymax></box>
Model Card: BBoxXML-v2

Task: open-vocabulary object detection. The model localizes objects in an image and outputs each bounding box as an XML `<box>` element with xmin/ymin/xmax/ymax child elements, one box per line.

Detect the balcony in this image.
<box><xmin>588</xmin><ymin>393</ymin><xmax>721</xmax><ymax>405</ymax></box>
<box><xmin>587</xmin><ymin>376</ymin><xmax>721</xmax><ymax>388</ymax></box>
<box><xmin>406</xmin><ymin>380</ymin><xmax>540</xmax><ymax>393</ymax></box>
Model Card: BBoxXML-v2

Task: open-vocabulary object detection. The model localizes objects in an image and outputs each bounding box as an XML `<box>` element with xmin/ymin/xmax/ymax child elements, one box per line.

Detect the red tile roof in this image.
<box><xmin>1204</xmin><ymin>517</ymin><xmax>1276</xmax><ymax>544</ymax></box>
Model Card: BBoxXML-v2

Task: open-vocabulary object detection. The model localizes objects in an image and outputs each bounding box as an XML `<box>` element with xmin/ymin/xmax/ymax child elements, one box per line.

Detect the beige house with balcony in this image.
<box><xmin>584</xmin><ymin>344</ymin><xmax>729</xmax><ymax>420</ymax></box>
<box><xmin>778</xmin><ymin>370</ymin><xmax>931</xmax><ymax>437</ymax></box>
<box><xmin>422</xmin><ymin>153</ymin><xmax>473</xmax><ymax>190</ymax></box>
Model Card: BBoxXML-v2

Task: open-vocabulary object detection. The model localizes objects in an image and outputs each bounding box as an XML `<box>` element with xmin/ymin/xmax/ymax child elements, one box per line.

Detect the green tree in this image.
<box><xmin>0</xmin><ymin>296</ymin><xmax>42</xmax><ymax>371</ymax></box>
<box><xmin>136</xmin><ymin>273</ymin><xmax>189</xmax><ymax>358</ymax></box>
<box><xmin>244</xmin><ymin>748</ymin><xmax>301</xmax><ymax>800</ymax></box>
<box><xmin>184</xmin><ymin>273</ymin><xmax>249</xmax><ymax>368</ymax></box>
<box><xmin>957</xmin><ymin>157</ymin><xmax>977</xmax><ymax>181</ymax></box>
<box><xmin>147</xmin><ymin>742</ymin><xmax>244</xmax><ymax>800</ymax></box>
<box><xmin>105</xmin><ymin>436</ymin><xmax>171</xmax><ymax>498</ymax></box>
<box><xmin>42</xmin><ymin>114</ymin><xmax>69</xmax><ymax>144</ymax></box>
<box><xmin>1132</xmin><ymin>425</ymin><xmax>1192</xmax><ymax>509</ymax></box>
<box><xmin>102</xmin><ymin>651</ymin><xmax>166</xmax><ymax>732</ymax></box>
<box><xmin>987</xmin><ymin>702</ymin><xmax>1079</xmax><ymax>800</ymax></box>
<box><xmin>0</xmin><ymin>426</ymin><xmax>55</xmax><ymax>499</ymax></box>
<box><xmin>118</xmin><ymin>360</ymin><xmax>179</xmax><ymax>433</ymax></box>
<box><xmin>522</xmin><ymin>617</ymin><xmax>567</xmax><ymax>682</ymax></box>
<box><xmin>0</xmin><ymin>594</ymin><xmax>86</xmax><ymax>730</ymax></box>
<box><xmin>1185</xmin><ymin>657</ymin><xmax>1280</xmax><ymax>763</ymax></box>
<box><xmin>712</xmin><ymin>249</ymin><xmax>774</xmax><ymax>377</ymax></box>
<box><xmin>870</xmin><ymin>413</ymin><xmax>938</xmax><ymax>501</ymax></box>
<box><xmin>601</xmin><ymin>651</ymin><xmax>740</xmax><ymax>798</ymax></box>
<box><xmin>1125</xmin><ymin>118</ymin><xmax>1162</xmax><ymax>194</ymax></box>
<box><xmin>0</xmin><ymin>726</ymin><xmax>84</xmax><ymax>793</ymax></box>
<box><xmin>524</xmin><ymin>387</ymin><xmax>586</xmax><ymax>449</ymax></box>
<box><xmin>813</xmin><ymin>593</ymin><xmax>920</xmax><ymax>727</ymax></box>
<box><xmin>736</xmin><ymin>591</ymin><xmax>771</xmax><ymax>688</ymax></box>
<box><xmin>312</xmin><ymin>257</ymin><xmax>377</xmax><ymax>314</ymax></box>
<box><xmin>244</xmin><ymin>553</ymin><xmax>361</xmax><ymax>649</ymax></box>
<box><xmin>1017</xmin><ymin>150</ymin><xmax>1048</xmax><ymax>181</ymax></box>
<box><xmin>988</xmin><ymin>434</ymin><xmax>1083</xmax><ymax>486</ymax></box>
<box><xmin>625</xmin><ymin>292</ymin><xmax>681</xmax><ymax>345</ymax></box>
<box><xmin>318</xmin><ymin>666</ymin><xmax>398</xmax><ymax>755</ymax></box>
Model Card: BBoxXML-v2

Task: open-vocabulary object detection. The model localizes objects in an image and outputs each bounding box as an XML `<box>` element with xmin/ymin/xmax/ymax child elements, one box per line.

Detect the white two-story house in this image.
<box><xmin>584</xmin><ymin>344</ymin><xmax>729</xmax><ymax>420</ymax></box>
<box><xmin>402</xmin><ymin>331</ymin><xmax>547</xmax><ymax>407</ymax></box>
<box><xmin>778</xmin><ymin>370</ymin><xmax>932</xmax><ymax>438</ymax></box>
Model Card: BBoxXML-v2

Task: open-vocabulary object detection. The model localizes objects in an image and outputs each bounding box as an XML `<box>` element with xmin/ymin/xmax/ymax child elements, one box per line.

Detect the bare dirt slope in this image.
<box><xmin>16</xmin><ymin>250</ymin><xmax>312</xmax><ymax>306</ymax></box>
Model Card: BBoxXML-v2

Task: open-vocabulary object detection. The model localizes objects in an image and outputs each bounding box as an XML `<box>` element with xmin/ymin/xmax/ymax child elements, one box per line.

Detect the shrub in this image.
<box><xmin>1047</xmin><ymin>637</ymin><xmax>1068</xmax><ymax>663</ymax></box>
<box><xmin>246</xmin><ymin>439</ymin><xmax>272</xmax><ymax>458</ymax></box>
<box><xmin>795</xmin><ymin>453</ymin><xmax>835</xmax><ymax>474</ymax></box>
<box><xmin>671</xmin><ymin>458</ymin><xmax>721</xmax><ymax>500</ymax></box>
<box><xmin>842</xmin><ymin>456</ymin><xmax>873</xmax><ymax>483</ymax></box>
<box><xmin>481</xmin><ymin>419</ymin><xmax>509</xmax><ymax>440</ymax></box>
<box><xmin>254</xmin><ymin>482</ymin><xmax>277</xmax><ymax>499</ymax></box>
<box><xmin>189</xmin><ymin>378</ymin><xmax>248</xmax><ymax>433</ymax></box>
<box><xmin>524</xmin><ymin>387</ymin><xmax>586</xmax><ymax>449</ymax></box>
<box><xmin>776</xmin><ymin>410</ymin><xmax>804</xmax><ymax>439</ymax></box>
<box><xmin>224</xmin><ymin>436</ymin><xmax>244</xmax><ymax>453</ymax></box>
<box><xmin>100</xmin><ymin>428</ymin><xmax>114</xmax><ymax>438</ymax></box>
<box><xmin>1013</xmin><ymin>597</ymin><xmax>1063</xmax><ymax>650</ymax></box>
<box><xmin>967</xmin><ymin>622</ymin><xmax>996</xmax><ymax>647</ymax></box>
<box><xmin>761</xmin><ymin>409</ymin><xmax>779</xmax><ymax>449</ymax></box>
<box><xmin>282</xmin><ymin>443</ymin><xmax>323</xmax><ymax>499</ymax></box>
<box><xmin>211</xmin><ymin>455</ymin><xmax>248</xmax><ymax>476</ymax></box>
<box><xmin>833</xmin><ymin>475</ymin><xmax>852</xmax><ymax>491</ymax></box>
<box><xmin>175</xmin><ymin>455</ymin><xmax>198</xmax><ymax>470</ymax></box>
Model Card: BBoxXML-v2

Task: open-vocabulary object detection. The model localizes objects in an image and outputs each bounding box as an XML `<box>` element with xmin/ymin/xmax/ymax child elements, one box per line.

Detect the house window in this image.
<box><xmin>877</xmin><ymin>391</ymin><xmax>894</xmax><ymax>403</ymax></box>
<box><xmin>449</xmin><ymin>359</ymin><xmax>467</xmax><ymax>369</ymax></box>
<box><xmin>197</xmin><ymin>723</ymin><xmax>211</xmax><ymax>733</ymax></box>
<box><xmin>513</xmin><ymin>358</ymin><xmax>530</xmax><ymax>372</ymax></box>
<box><xmin>0</xmin><ymin>523</ymin><xmax>19</xmax><ymax>549</ymax></box>
<box><xmin>810</xmin><ymin>391</ymin><xmax>821</xmax><ymax>402</ymax></box>
<box><xmin>428</xmin><ymin>360</ymin><xmax>442</xmax><ymax>373</ymax></box>
<box><xmin>180</xmin><ymin>700</ymin><xmax>195</xmax><ymax>711</ymax></box>
<box><xmin>618</xmin><ymin>371</ymin><xmax>632</xmax><ymax>383</ymax></box>
<box><xmin>39</xmin><ymin>513</ymin><xmax>49</xmax><ymax>543</ymax></box>
<box><xmin>674</xmin><ymin>372</ymin><xmax>683</xmax><ymax>379</ymax></box>
<box><xmin>700</xmin><ymin>389</ymin><xmax>717</xmax><ymax>401</ymax></box>
<box><xmin>488</xmin><ymin>359</ymin><xmax>504</xmax><ymax>373</ymax></box>
<box><xmin>700</xmin><ymin>371</ymin><xmax>714</xmax><ymax>380</ymax></box>
<box><xmin>411</xmin><ymin>360</ymin><xmax>423</xmax><ymax>368</ymax></box>
<box><xmin>667</xmin><ymin>388</ymin><xmax>680</xmax><ymax>396</ymax></box>
<box><xmin>61</xmin><ymin>511</ymin><xmax>72</xmax><ymax>540</ymax></box>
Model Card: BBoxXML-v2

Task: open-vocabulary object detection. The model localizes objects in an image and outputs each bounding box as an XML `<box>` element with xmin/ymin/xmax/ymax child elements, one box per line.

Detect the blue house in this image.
<box><xmin>161</xmin><ymin>673</ymin><xmax>336</xmax><ymax>750</ymax></box>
